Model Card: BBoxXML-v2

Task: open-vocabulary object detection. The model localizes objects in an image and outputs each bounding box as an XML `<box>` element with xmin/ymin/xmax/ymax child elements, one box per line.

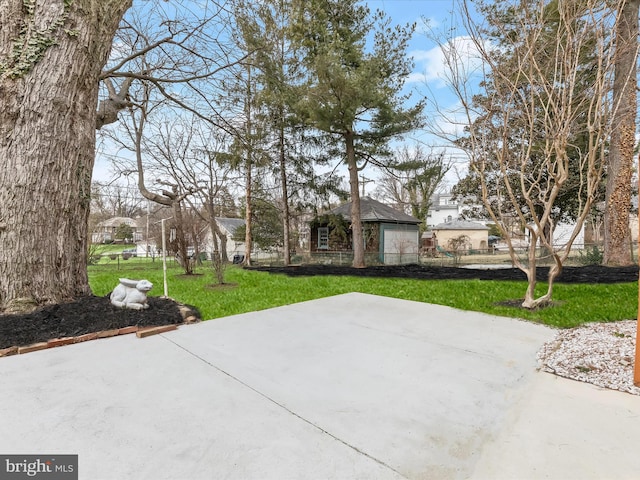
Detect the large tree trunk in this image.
<box><xmin>0</xmin><ymin>0</ymin><xmax>131</xmax><ymax>312</ymax></box>
<box><xmin>604</xmin><ymin>0</ymin><xmax>639</xmax><ymax>266</ymax></box>
<box><xmin>172</xmin><ymin>200</ymin><xmax>193</xmax><ymax>275</ymax></box>
<box><xmin>346</xmin><ymin>131</ymin><xmax>365</xmax><ymax>268</ymax></box>
<box><xmin>279</xmin><ymin>123</ymin><xmax>291</xmax><ymax>266</ymax></box>
<box><xmin>243</xmin><ymin>156</ymin><xmax>253</xmax><ymax>267</ymax></box>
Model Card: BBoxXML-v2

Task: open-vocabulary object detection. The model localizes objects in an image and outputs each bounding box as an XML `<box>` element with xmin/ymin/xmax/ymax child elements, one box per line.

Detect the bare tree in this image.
<box><xmin>374</xmin><ymin>144</ymin><xmax>451</xmax><ymax>231</ymax></box>
<box><xmin>96</xmin><ymin>1</ymin><xmax>247</xmax><ymax>135</ymax></box>
<box><xmin>440</xmin><ymin>0</ymin><xmax>615</xmax><ymax>308</ymax></box>
<box><xmin>0</xmin><ymin>0</ymin><xmax>252</xmax><ymax>311</ymax></box>
<box><xmin>91</xmin><ymin>182</ymin><xmax>146</xmax><ymax>219</ymax></box>
<box><xmin>113</xmin><ymin>80</ymin><xmax>198</xmax><ymax>275</ymax></box>
<box><xmin>145</xmin><ymin>116</ymin><xmax>241</xmax><ymax>283</ymax></box>
<box><xmin>447</xmin><ymin>234</ymin><xmax>470</xmax><ymax>266</ymax></box>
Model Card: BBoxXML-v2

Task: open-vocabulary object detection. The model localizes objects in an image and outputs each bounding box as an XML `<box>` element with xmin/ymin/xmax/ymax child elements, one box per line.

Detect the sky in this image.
<box><xmin>93</xmin><ymin>0</ymin><xmax>478</xmax><ymax>191</ymax></box>
<box><xmin>365</xmin><ymin>0</ymin><xmax>478</xmax><ymax>185</ymax></box>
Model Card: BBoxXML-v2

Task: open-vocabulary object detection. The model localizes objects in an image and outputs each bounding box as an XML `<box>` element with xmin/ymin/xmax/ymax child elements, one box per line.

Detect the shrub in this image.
<box><xmin>578</xmin><ymin>245</ymin><xmax>603</xmax><ymax>265</ymax></box>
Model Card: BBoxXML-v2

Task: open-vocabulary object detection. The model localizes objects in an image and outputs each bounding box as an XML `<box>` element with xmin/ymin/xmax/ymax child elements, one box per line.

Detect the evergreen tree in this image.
<box><xmin>290</xmin><ymin>0</ymin><xmax>424</xmax><ymax>267</ymax></box>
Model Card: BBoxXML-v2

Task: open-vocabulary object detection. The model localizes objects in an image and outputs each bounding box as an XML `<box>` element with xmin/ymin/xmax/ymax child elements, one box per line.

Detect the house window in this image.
<box><xmin>318</xmin><ymin>227</ymin><xmax>329</xmax><ymax>250</ymax></box>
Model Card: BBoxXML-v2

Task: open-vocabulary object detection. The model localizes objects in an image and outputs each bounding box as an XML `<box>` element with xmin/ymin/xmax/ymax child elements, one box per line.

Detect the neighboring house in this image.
<box><xmin>528</xmin><ymin>222</ymin><xmax>585</xmax><ymax>250</ymax></box>
<box><xmin>427</xmin><ymin>192</ymin><xmax>464</xmax><ymax>228</ymax></box>
<box><xmin>310</xmin><ymin>197</ymin><xmax>421</xmax><ymax>265</ymax></box>
<box><xmin>201</xmin><ymin>217</ymin><xmax>246</xmax><ymax>260</ymax></box>
<box><xmin>432</xmin><ymin>220</ymin><xmax>489</xmax><ymax>252</ymax></box>
<box><xmin>554</xmin><ymin>223</ymin><xmax>585</xmax><ymax>250</ymax></box>
<box><xmin>92</xmin><ymin>216</ymin><xmax>143</xmax><ymax>243</ymax></box>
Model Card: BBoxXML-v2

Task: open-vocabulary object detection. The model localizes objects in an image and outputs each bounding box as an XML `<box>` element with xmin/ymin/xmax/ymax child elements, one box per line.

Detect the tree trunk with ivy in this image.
<box><xmin>0</xmin><ymin>0</ymin><xmax>131</xmax><ymax>312</ymax></box>
<box><xmin>604</xmin><ymin>0</ymin><xmax>639</xmax><ymax>266</ymax></box>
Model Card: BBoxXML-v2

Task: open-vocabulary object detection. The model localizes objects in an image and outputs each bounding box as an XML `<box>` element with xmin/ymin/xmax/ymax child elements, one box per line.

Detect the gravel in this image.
<box><xmin>538</xmin><ymin>320</ymin><xmax>640</xmax><ymax>396</ymax></box>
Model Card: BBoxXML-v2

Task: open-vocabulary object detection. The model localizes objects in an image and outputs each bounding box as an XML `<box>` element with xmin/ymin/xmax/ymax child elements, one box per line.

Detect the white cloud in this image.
<box><xmin>407</xmin><ymin>36</ymin><xmax>484</xmax><ymax>89</ymax></box>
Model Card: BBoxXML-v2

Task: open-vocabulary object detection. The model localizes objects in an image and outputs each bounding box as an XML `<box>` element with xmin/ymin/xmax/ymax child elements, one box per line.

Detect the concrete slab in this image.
<box><xmin>1</xmin><ymin>292</ymin><xmax>636</xmax><ymax>480</ymax></box>
<box><xmin>164</xmin><ymin>292</ymin><xmax>554</xmax><ymax>479</ymax></box>
<box><xmin>0</xmin><ymin>319</ymin><xmax>403</xmax><ymax>480</ymax></box>
<box><xmin>472</xmin><ymin>372</ymin><xmax>640</xmax><ymax>480</ymax></box>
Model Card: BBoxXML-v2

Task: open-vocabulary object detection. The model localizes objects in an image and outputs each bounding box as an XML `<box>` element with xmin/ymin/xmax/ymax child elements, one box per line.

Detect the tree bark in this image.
<box><xmin>243</xmin><ymin>158</ymin><xmax>253</xmax><ymax>266</ymax></box>
<box><xmin>243</xmin><ymin>64</ymin><xmax>253</xmax><ymax>267</ymax></box>
<box><xmin>172</xmin><ymin>199</ymin><xmax>193</xmax><ymax>275</ymax></box>
<box><xmin>204</xmin><ymin>201</ymin><xmax>226</xmax><ymax>283</ymax></box>
<box><xmin>279</xmin><ymin>122</ymin><xmax>291</xmax><ymax>266</ymax></box>
<box><xmin>346</xmin><ymin>131</ymin><xmax>365</xmax><ymax>268</ymax></box>
<box><xmin>0</xmin><ymin>0</ymin><xmax>131</xmax><ymax>312</ymax></box>
<box><xmin>604</xmin><ymin>0</ymin><xmax>639</xmax><ymax>266</ymax></box>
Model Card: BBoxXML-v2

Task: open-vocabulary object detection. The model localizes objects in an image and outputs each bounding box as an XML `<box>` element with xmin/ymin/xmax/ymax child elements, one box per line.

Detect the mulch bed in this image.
<box><xmin>0</xmin><ymin>295</ymin><xmax>200</xmax><ymax>350</ymax></box>
<box><xmin>247</xmin><ymin>263</ymin><xmax>639</xmax><ymax>283</ymax></box>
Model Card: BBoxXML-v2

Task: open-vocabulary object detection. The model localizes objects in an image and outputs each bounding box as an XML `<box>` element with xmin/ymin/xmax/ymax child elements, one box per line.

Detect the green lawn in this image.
<box><xmin>88</xmin><ymin>263</ymin><xmax>638</xmax><ymax>329</ymax></box>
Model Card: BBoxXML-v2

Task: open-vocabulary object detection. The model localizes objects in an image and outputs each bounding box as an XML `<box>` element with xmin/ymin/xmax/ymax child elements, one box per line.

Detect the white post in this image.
<box><xmin>162</xmin><ymin>218</ymin><xmax>169</xmax><ymax>298</ymax></box>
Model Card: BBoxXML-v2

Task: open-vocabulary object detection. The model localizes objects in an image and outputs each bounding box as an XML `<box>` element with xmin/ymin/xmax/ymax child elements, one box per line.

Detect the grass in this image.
<box><xmin>88</xmin><ymin>263</ymin><xmax>638</xmax><ymax>329</ymax></box>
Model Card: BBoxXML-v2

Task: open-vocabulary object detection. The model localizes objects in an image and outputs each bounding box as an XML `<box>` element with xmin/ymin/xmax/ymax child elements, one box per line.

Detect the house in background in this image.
<box><xmin>427</xmin><ymin>192</ymin><xmax>464</xmax><ymax>228</ymax></box>
<box><xmin>432</xmin><ymin>219</ymin><xmax>489</xmax><ymax>252</ymax></box>
<box><xmin>202</xmin><ymin>217</ymin><xmax>246</xmax><ymax>260</ymax></box>
<box><xmin>92</xmin><ymin>216</ymin><xmax>143</xmax><ymax>243</ymax></box>
<box><xmin>309</xmin><ymin>197</ymin><xmax>421</xmax><ymax>265</ymax></box>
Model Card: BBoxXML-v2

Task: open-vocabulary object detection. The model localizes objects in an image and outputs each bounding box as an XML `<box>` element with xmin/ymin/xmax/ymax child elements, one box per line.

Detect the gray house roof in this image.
<box><xmin>329</xmin><ymin>197</ymin><xmax>420</xmax><ymax>224</ymax></box>
<box><xmin>216</xmin><ymin>217</ymin><xmax>245</xmax><ymax>236</ymax></box>
<box><xmin>433</xmin><ymin>220</ymin><xmax>489</xmax><ymax>230</ymax></box>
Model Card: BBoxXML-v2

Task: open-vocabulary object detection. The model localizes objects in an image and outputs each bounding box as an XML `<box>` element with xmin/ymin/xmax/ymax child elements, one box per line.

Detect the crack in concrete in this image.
<box><xmin>161</xmin><ymin>334</ymin><xmax>409</xmax><ymax>479</ymax></box>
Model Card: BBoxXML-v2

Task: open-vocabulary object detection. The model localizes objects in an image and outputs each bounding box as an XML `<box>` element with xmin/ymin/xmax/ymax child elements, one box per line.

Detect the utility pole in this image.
<box><xmin>360</xmin><ymin>175</ymin><xmax>374</xmax><ymax>197</ymax></box>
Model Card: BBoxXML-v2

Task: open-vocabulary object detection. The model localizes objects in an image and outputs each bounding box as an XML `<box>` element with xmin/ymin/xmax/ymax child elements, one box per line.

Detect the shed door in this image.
<box><xmin>383</xmin><ymin>229</ymin><xmax>419</xmax><ymax>265</ymax></box>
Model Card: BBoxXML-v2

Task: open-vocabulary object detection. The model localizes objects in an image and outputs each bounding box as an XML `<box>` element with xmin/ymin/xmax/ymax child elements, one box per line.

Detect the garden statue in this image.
<box><xmin>110</xmin><ymin>278</ymin><xmax>153</xmax><ymax>310</ymax></box>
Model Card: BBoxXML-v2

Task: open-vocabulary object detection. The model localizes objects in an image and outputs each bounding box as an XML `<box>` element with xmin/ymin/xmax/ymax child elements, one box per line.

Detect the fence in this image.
<box><xmin>89</xmin><ymin>243</ymin><xmax>638</xmax><ymax>270</ymax></box>
<box><xmin>254</xmin><ymin>243</ymin><xmax>637</xmax><ymax>267</ymax></box>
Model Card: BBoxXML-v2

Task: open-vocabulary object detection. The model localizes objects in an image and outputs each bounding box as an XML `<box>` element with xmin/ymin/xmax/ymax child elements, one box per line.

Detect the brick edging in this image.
<box><xmin>0</xmin><ymin>324</ymin><xmax>184</xmax><ymax>358</ymax></box>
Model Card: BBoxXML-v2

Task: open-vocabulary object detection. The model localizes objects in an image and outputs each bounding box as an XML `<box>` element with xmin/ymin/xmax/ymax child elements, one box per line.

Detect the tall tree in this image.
<box><xmin>444</xmin><ymin>0</ymin><xmax>614</xmax><ymax>308</ymax></box>
<box><xmin>290</xmin><ymin>0</ymin><xmax>424</xmax><ymax>267</ymax></box>
<box><xmin>603</xmin><ymin>0</ymin><xmax>639</xmax><ymax>266</ymax></box>
<box><xmin>235</xmin><ymin>0</ymin><xmax>300</xmax><ymax>266</ymax></box>
<box><xmin>0</xmin><ymin>0</ymin><xmax>242</xmax><ymax>311</ymax></box>
<box><xmin>0</xmin><ymin>0</ymin><xmax>132</xmax><ymax>312</ymax></box>
<box><xmin>145</xmin><ymin>116</ymin><xmax>240</xmax><ymax>281</ymax></box>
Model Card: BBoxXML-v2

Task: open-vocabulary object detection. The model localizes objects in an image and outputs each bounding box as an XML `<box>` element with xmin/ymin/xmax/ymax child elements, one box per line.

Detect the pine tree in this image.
<box><xmin>290</xmin><ymin>0</ymin><xmax>424</xmax><ymax>267</ymax></box>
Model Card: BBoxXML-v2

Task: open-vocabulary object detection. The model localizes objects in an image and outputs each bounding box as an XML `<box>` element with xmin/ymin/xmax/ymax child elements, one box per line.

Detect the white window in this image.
<box><xmin>318</xmin><ymin>227</ymin><xmax>329</xmax><ymax>250</ymax></box>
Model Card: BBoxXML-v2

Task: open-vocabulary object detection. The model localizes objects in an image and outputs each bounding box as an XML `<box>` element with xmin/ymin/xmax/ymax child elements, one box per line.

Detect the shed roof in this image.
<box><xmin>329</xmin><ymin>197</ymin><xmax>420</xmax><ymax>224</ymax></box>
<box><xmin>433</xmin><ymin>220</ymin><xmax>488</xmax><ymax>231</ymax></box>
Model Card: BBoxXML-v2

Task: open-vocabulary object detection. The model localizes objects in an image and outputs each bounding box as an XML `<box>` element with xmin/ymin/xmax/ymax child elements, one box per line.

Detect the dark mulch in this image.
<box><xmin>247</xmin><ymin>263</ymin><xmax>639</xmax><ymax>284</ymax></box>
<box><xmin>0</xmin><ymin>295</ymin><xmax>200</xmax><ymax>350</ymax></box>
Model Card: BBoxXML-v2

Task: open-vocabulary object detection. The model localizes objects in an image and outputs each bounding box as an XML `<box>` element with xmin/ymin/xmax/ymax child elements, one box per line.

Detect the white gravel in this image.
<box><xmin>537</xmin><ymin>320</ymin><xmax>640</xmax><ymax>396</ymax></box>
